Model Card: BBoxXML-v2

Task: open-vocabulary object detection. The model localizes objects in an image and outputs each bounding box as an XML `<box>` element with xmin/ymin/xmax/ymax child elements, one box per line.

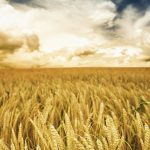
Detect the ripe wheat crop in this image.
<box><xmin>0</xmin><ymin>68</ymin><xmax>149</xmax><ymax>150</ymax></box>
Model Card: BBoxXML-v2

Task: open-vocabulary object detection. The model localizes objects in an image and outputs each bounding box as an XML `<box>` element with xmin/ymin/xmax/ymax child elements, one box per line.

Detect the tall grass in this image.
<box><xmin>0</xmin><ymin>68</ymin><xmax>149</xmax><ymax>150</ymax></box>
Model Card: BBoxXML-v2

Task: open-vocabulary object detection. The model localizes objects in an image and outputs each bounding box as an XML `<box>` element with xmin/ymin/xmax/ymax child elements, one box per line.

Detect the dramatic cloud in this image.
<box><xmin>0</xmin><ymin>29</ymin><xmax>40</xmax><ymax>68</ymax></box>
<box><xmin>112</xmin><ymin>0</ymin><xmax>150</xmax><ymax>12</ymax></box>
<box><xmin>0</xmin><ymin>31</ymin><xmax>40</xmax><ymax>53</ymax></box>
<box><xmin>0</xmin><ymin>32</ymin><xmax>23</xmax><ymax>53</ymax></box>
<box><xmin>0</xmin><ymin>0</ymin><xmax>150</xmax><ymax>67</ymax></box>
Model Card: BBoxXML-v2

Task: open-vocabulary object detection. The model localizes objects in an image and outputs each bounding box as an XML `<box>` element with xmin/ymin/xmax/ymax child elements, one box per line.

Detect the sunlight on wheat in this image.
<box><xmin>0</xmin><ymin>68</ymin><xmax>149</xmax><ymax>150</ymax></box>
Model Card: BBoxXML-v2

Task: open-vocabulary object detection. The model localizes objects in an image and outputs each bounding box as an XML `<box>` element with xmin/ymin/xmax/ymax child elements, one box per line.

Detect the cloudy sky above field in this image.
<box><xmin>0</xmin><ymin>0</ymin><xmax>150</xmax><ymax>67</ymax></box>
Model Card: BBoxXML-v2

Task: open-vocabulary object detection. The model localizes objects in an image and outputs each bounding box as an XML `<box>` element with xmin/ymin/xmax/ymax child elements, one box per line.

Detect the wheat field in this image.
<box><xmin>0</xmin><ymin>68</ymin><xmax>149</xmax><ymax>150</ymax></box>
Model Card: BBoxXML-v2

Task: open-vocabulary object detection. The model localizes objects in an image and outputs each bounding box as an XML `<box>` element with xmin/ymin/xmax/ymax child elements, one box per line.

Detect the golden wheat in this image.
<box><xmin>0</xmin><ymin>68</ymin><xmax>149</xmax><ymax>150</ymax></box>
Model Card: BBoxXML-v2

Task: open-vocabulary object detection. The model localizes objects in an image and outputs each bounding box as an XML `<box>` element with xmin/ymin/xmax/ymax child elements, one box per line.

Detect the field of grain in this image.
<box><xmin>0</xmin><ymin>68</ymin><xmax>149</xmax><ymax>150</ymax></box>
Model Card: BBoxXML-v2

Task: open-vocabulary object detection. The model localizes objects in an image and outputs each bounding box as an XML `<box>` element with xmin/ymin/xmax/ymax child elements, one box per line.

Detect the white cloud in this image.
<box><xmin>89</xmin><ymin>1</ymin><xmax>116</xmax><ymax>25</ymax></box>
<box><xmin>0</xmin><ymin>0</ymin><xmax>118</xmax><ymax>50</ymax></box>
<box><xmin>0</xmin><ymin>0</ymin><xmax>150</xmax><ymax>67</ymax></box>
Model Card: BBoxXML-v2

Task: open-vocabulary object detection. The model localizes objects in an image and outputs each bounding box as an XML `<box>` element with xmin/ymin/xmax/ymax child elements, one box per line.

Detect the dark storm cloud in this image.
<box><xmin>8</xmin><ymin>0</ymin><xmax>150</xmax><ymax>12</ymax></box>
<box><xmin>7</xmin><ymin>0</ymin><xmax>46</xmax><ymax>8</ymax></box>
<box><xmin>112</xmin><ymin>0</ymin><xmax>150</xmax><ymax>12</ymax></box>
<box><xmin>7</xmin><ymin>0</ymin><xmax>31</xmax><ymax>4</ymax></box>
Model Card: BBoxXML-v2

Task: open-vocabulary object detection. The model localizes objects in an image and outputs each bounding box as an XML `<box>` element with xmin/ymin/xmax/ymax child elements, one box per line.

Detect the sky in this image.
<box><xmin>0</xmin><ymin>0</ymin><xmax>150</xmax><ymax>68</ymax></box>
